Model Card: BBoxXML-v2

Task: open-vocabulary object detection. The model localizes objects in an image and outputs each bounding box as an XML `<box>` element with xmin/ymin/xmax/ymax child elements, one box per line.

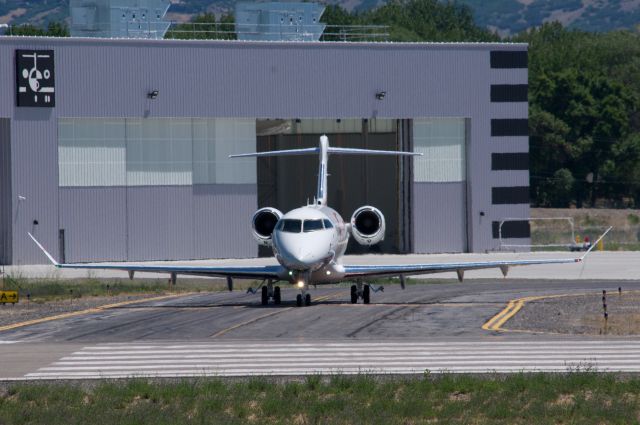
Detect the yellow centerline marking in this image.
<box><xmin>481</xmin><ymin>300</ymin><xmax>516</xmax><ymax>331</ymax></box>
<box><xmin>482</xmin><ymin>292</ymin><xmax>596</xmax><ymax>332</ymax></box>
<box><xmin>0</xmin><ymin>293</ymin><xmax>190</xmax><ymax>333</ymax></box>
<box><xmin>210</xmin><ymin>292</ymin><xmax>346</xmax><ymax>338</ymax></box>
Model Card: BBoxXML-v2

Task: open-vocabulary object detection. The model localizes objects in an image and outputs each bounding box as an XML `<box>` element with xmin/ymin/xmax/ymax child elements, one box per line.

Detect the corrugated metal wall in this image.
<box><xmin>0</xmin><ymin>38</ymin><xmax>529</xmax><ymax>263</ymax></box>
<box><xmin>11</xmin><ymin>113</ymin><xmax>60</xmax><ymax>265</ymax></box>
<box><xmin>59</xmin><ymin>187</ymin><xmax>127</xmax><ymax>262</ymax></box>
<box><xmin>0</xmin><ymin>119</ymin><xmax>11</xmax><ymax>265</ymax></box>
<box><xmin>58</xmin><ymin>184</ymin><xmax>256</xmax><ymax>263</ymax></box>
<box><xmin>0</xmin><ymin>39</ymin><xmax>525</xmax><ymax>119</ymax></box>
<box><xmin>413</xmin><ymin>183</ymin><xmax>467</xmax><ymax>253</ymax></box>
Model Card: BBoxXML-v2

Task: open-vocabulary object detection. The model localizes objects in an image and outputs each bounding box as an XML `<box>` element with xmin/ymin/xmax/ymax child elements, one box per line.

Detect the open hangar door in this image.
<box><xmin>256</xmin><ymin>119</ymin><xmax>413</xmax><ymax>256</ymax></box>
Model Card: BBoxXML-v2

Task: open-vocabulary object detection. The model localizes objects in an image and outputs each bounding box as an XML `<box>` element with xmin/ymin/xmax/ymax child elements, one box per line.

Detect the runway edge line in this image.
<box><xmin>0</xmin><ymin>293</ymin><xmax>190</xmax><ymax>333</ymax></box>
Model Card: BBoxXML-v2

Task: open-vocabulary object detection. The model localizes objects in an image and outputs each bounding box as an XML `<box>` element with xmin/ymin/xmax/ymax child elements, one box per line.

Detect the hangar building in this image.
<box><xmin>0</xmin><ymin>36</ymin><xmax>530</xmax><ymax>264</ymax></box>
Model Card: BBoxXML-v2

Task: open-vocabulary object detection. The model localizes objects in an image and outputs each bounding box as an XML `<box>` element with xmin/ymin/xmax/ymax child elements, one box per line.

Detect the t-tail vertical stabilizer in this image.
<box><xmin>229</xmin><ymin>135</ymin><xmax>422</xmax><ymax>206</ymax></box>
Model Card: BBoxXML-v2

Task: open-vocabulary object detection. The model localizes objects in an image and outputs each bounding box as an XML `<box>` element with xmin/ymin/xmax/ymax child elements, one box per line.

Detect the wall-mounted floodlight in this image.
<box><xmin>147</xmin><ymin>90</ymin><xmax>159</xmax><ymax>99</ymax></box>
<box><xmin>375</xmin><ymin>91</ymin><xmax>386</xmax><ymax>100</ymax></box>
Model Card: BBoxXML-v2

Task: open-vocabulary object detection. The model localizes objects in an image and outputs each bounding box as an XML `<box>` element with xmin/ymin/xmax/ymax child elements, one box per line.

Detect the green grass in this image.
<box><xmin>0</xmin><ymin>276</ymin><xmax>260</xmax><ymax>303</ymax></box>
<box><xmin>1</xmin><ymin>373</ymin><xmax>640</xmax><ymax>424</ymax></box>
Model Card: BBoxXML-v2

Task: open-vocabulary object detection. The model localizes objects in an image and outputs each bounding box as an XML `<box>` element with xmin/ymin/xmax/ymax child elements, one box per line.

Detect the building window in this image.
<box><xmin>492</xmin><ymin>186</ymin><xmax>530</xmax><ymax>204</ymax></box>
<box><xmin>413</xmin><ymin>118</ymin><xmax>466</xmax><ymax>183</ymax></box>
<box><xmin>58</xmin><ymin>118</ymin><xmax>256</xmax><ymax>187</ymax></box>
<box><xmin>491</xmin><ymin>119</ymin><xmax>529</xmax><ymax>137</ymax></box>
<box><xmin>490</xmin><ymin>51</ymin><xmax>528</xmax><ymax>69</ymax></box>
<box><xmin>126</xmin><ymin>118</ymin><xmax>193</xmax><ymax>186</ymax></box>
<box><xmin>492</xmin><ymin>220</ymin><xmax>530</xmax><ymax>239</ymax></box>
<box><xmin>193</xmin><ymin>118</ymin><xmax>256</xmax><ymax>184</ymax></box>
<box><xmin>58</xmin><ymin>118</ymin><xmax>126</xmax><ymax>187</ymax></box>
<box><xmin>490</xmin><ymin>84</ymin><xmax>528</xmax><ymax>102</ymax></box>
<box><xmin>491</xmin><ymin>152</ymin><xmax>529</xmax><ymax>170</ymax></box>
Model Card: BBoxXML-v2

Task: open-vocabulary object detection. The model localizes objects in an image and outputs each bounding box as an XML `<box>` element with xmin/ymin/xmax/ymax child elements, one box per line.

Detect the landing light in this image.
<box><xmin>326</xmin><ymin>271</ymin><xmax>331</xmax><ymax>275</ymax></box>
<box><xmin>297</xmin><ymin>281</ymin><xmax>304</xmax><ymax>288</ymax></box>
<box><xmin>288</xmin><ymin>271</ymin><xmax>293</xmax><ymax>276</ymax></box>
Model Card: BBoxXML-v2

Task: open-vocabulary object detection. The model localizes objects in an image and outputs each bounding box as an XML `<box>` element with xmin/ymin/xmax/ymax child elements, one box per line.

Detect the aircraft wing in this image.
<box><xmin>344</xmin><ymin>227</ymin><xmax>612</xmax><ymax>280</ymax></box>
<box><xmin>28</xmin><ymin>233</ymin><xmax>284</xmax><ymax>280</ymax></box>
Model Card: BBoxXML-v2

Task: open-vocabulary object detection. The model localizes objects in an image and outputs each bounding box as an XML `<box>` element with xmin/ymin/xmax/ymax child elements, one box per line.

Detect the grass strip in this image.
<box><xmin>0</xmin><ymin>276</ymin><xmax>257</xmax><ymax>303</ymax></box>
<box><xmin>0</xmin><ymin>276</ymin><xmax>455</xmax><ymax>303</ymax></box>
<box><xmin>1</xmin><ymin>373</ymin><xmax>640</xmax><ymax>424</ymax></box>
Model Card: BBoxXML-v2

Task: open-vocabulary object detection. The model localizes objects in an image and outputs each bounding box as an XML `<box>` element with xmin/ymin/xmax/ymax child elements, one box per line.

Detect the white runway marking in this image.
<box><xmin>23</xmin><ymin>340</ymin><xmax>640</xmax><ymax>379</ymax></box>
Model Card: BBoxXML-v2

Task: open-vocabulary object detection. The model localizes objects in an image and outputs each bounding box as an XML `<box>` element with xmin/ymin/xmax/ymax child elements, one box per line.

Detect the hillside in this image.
<box><xmin>1</xmin><ymin>0</ymin><xmax>640</xmax><ymax>33</ymax></box>
<box><xmin>462</xmin><ymin>0</ymin><xmax>640</xmax><ymax>35</ymax></box>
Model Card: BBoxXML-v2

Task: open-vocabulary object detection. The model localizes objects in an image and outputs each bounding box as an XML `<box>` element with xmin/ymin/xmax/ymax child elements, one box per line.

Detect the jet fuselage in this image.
<box><xmin>271</xmin><ymin>205</ymin><xmax>349</xmax><ymax>284</ymax></box>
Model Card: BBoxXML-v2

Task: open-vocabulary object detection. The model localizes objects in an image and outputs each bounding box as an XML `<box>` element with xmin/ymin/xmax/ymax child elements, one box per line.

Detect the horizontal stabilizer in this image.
<box><xmin>327</xmin><ymin>147</ymin><xmax>421</xmax><ymax>156</ymax></box>
<box><xmin>230</xmin><ymin>134</ymin><xmax>422</xmax><ymax>206</ymax></box>
<box><xmin>229</xmin><ymin>147</ymin><xmax>318</xmax><ymax>158</ymax></box>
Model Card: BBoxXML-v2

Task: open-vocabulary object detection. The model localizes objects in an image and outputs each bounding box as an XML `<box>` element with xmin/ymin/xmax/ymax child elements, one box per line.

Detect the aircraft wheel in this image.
<box><xmin>305</xmin><ymin>293</ymin><xmax>311</xmax><ymax>306</ymax></box>
<box><xmin>363</xmin><ymin>285</ymin><xmax>370</xmax><ymax>304</ymax></box>
<box><xmin>261</xmin><ymin>286</ymin><xmax>269</xmax><ymax>306</ymax></box>
<box><xmin>296</xmin><ymin>294</ymin><xmax>303</xmax><ymax>307</ymax></box>
<box><xmin>274</xmin><ymin>286</ymin><xmax>281</xmax><ymax>305</ymax></box>
<box><xmin>350</xmin><ymin>285</ymin><xmax>358</xmax><ymax>304</ymax></box>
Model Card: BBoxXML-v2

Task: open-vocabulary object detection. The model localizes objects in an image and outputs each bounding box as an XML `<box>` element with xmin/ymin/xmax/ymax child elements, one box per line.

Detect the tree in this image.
<box><xmin>165</xmin><ymin>13</ymin><xmax>236</xmax><ymax>40</ymax></box>
<box><xmin>6</xmin><ymin>22</ymin><xmax>69</xmax><ymax>37</ymax></box>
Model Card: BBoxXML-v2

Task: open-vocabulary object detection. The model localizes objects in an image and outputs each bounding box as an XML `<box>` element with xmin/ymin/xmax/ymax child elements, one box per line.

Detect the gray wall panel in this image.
<box><xmin>413</xmin><ymin>182</ymin><xmax>467</xmax><ymax>253</ymax></box>
<box><xmin>193</xmin><ymin>184</ymin><xmax>257</xmax><ymax>259</ymax></box>
<box><xmin>126</xmin><ymin>186</ymin><xmax>195</xmax><ymax>261</ymax></box>
<box><xmin>10</xmin><ymin>116</ymin><xmax>58</xmax><ymax>265</ymax></box>
<box><xmin>488</xmin><ymin>171</ymin><xmax>529</xmax><ymax>187</ymax></box>
<box><xmin>491</xmin><ymin>137</ymin><xmax>529</xmax><ymax>153</ymax></box>
<box><xmin>489</xmin><ymin>69</ymin><xmax>529</xmax><ymax>85</ymax></box>
<box><xmin>490</xmin><ymin>102</ymin><xmax>529</xmax><ymax>118</ymax></box>
<box><xmin>59</xmin><ymin>187</ymin><xmax>127</xmax><ymax>262</ymax></box>
<box><xmin>0</xmin><ymin>119</ymin><xmax>11</xmax><ymax>264</ymax></box>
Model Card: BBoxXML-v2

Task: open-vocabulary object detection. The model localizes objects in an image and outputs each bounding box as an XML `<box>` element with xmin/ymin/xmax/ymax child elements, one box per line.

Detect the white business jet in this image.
<box><xmin>30</xmin><ymin>135</ymin><xmax>610</xmax><ymax>307</ymax></box>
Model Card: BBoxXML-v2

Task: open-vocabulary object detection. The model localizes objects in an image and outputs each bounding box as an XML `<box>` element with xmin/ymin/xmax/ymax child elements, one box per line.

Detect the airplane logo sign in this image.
<box><xmin>0</xmin><ymin>291</ymin><xmax>18</xmax><ymax>304</ymax></box>
<box><xmin>16</xmin><ymin>50</ymin><xmax>55</xmax><ymax>107</ymax></box>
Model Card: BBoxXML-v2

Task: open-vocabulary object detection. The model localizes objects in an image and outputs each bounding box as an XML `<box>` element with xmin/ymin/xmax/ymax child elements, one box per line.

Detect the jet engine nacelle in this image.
<box><xmin>350</xmin><ymin>206</ymin><xmax>385</xmax><ymax>246</ymax></box>
<box><xmin>252</xmin><ymin>207</ymin><xmax>283</xmax><ymax>246</ymax></box>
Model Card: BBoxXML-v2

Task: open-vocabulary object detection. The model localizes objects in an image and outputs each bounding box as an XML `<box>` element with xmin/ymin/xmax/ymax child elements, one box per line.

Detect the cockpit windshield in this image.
<box><xmin>323</xmin><ymin>219</ymin><xmax>334</xmax><ymax>229</ymax></box>
<box><xmin>280</xmin><ymin>219</ymin><xmax>302</xmax><ymax>233</ymax></box>
<box><xmin>303</xmin><ymin>219</ymin><xmax>324</xmax><ymax>232</ymax></box>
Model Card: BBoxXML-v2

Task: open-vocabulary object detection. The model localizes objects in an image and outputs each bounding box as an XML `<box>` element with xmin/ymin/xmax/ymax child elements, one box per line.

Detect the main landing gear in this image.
<box><xmin>260</xmin><ymin>280</ymin><xmax>281</xmax><ymax>306</ymax></box>
<box><xmin>350</xmin><ymin>280</ymin><xmax>382</xmax><ymax>304</ymax></box>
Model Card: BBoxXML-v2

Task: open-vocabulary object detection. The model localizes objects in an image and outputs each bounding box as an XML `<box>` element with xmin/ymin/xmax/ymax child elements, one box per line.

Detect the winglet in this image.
<box><xmin>27</xmin><ymin>232</ymin><xmax>59</xmax><ymax>266</ymax></box>
<box><xmin>579</xmin><ymin>226</ymin><xmax>613</xmax><ymax>261</ymax></box>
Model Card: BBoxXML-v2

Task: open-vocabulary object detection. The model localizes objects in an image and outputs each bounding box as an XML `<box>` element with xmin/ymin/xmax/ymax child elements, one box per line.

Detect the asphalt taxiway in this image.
<box><xmin>1</xmin><ymin>279</ymin><xmax>640</xmax><ymax>379</ymax></box>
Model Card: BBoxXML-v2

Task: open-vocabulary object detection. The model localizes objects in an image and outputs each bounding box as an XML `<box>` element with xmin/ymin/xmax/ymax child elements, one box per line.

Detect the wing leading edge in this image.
<box><xmin>344</xmin><ymin>226</ymin><xmax>612</xmax><ymax>280</ymax></box>
<box><xmin>28</xmin><ymin>233</ymin><xmax>284</xmax><ymax>280</ymax></box>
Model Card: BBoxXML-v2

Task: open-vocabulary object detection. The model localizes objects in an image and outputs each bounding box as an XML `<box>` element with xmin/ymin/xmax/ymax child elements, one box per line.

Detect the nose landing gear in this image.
<box><xmin>296</xmin><ymin>293</ymin><xmax>311</xmax><ymax>307</ymax></box>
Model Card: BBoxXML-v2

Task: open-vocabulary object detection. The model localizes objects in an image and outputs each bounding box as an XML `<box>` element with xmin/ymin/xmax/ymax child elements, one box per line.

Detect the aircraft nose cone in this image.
<box><xmin>286</xmin><ymin>247</ymin><xmax>325</xmax><ymax>269</ymax></box>
<box><xmin>291</xmin><ymin>249</ymin><xmax>314</xmax><ymax>266</ymax></box>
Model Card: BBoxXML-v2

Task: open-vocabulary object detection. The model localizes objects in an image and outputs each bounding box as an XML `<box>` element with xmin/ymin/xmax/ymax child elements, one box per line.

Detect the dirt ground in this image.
<box><xmin>530</xmin><ymin>208</ymin><xmax>640</xmax><ymax>249</ymax></box>
<box><xmin>507</xmin><ymin>289</ymin><xmax>640</xmax><ymax>335</ymax></box>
